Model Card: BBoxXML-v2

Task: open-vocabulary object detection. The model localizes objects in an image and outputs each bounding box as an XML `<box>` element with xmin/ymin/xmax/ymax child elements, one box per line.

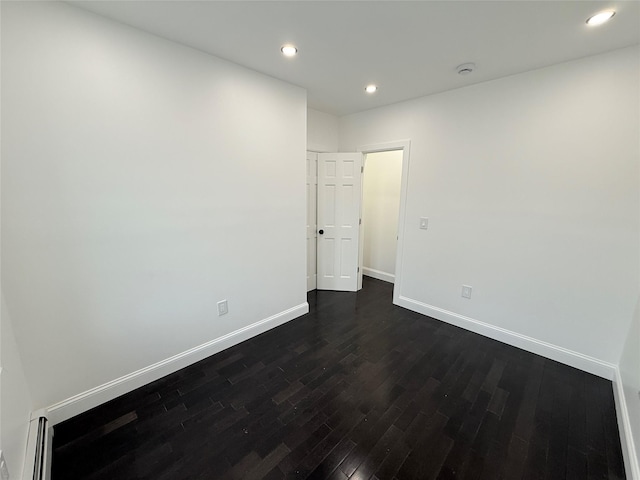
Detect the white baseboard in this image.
<box><xmin>362</xmin><ymin>267</ymin><xmax>395</xmax><ymax>284</ymax></box>
<box><xmin>613</xmin><ymin>368</ymin><xmax>640</xmax><ymax>480</ymax></box>
<box><xmin>45</xmin><ymin>303</ymin><xmax>309</xmax><ymax>425</ymax></box>
<box><xmin>395</xmin><ymin>295</ymin><xmax>616</xmax><ymax>380</ymax></box>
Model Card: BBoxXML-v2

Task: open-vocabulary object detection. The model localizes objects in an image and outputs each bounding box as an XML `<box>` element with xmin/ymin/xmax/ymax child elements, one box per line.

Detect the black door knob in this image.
<box><xmin>318</xmin><ymin>229</ymin><xmax>324</xmax><ymax>235</ymax></box>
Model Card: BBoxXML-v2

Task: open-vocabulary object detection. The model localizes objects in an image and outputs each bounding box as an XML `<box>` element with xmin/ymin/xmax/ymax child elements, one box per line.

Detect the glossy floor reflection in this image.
<box><xmin>52</xmin><ymin>277</ymin><xmax>625</xmax><ymax>479</ymax></box>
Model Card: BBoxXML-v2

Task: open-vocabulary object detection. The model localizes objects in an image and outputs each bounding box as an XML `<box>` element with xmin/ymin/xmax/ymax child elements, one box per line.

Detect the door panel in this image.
<box><xmin>317</xmin><ymin>152</ymin><xmax>362</xmax><ymax>291</ymax></box>
<box><xmin>306</xmin><ymin>152</ymin><xmax>317</xmax><ymax>291</ymax></box>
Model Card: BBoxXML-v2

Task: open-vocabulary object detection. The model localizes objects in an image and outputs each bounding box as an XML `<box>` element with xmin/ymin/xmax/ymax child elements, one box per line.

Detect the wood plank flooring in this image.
<box><xmin>52</xmin><ymin>277</ymin><xmax>626</xmax><ymax>479</ymax></box>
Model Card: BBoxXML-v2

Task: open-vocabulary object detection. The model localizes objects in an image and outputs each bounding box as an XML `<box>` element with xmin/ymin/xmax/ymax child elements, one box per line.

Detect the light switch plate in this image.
<box><xmin>419</xmin><ymin>217</ymin><xmax>429</xmax><ymax>230</ymax></box>
<box><xmin>217</xmin><ymin>300</ymin><xmax>228</xmax><ymax>316</ymax></box>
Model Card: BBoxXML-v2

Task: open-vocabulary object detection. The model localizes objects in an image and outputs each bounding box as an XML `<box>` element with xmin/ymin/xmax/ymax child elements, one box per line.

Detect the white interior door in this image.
<box><xmin>317</xmin><ymin>152</ymin><xmax>363</xmax><ymax>291</ymax></box>
<box><xmin>306</xmin><ymin>152</ymin><xmax>318</xmax><ymax>292</ymax></box>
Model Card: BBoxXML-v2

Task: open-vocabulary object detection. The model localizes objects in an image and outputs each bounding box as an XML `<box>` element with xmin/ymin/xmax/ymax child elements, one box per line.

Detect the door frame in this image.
<box><xmin>357</xmin><ymin>140</ymin><xmax>411</xmax><ymax>304</ymax></box>
<box><xmin>306</xmin><ymin>152</ymin><xmax>318</xmax><ymax>292</ymax></box>
<box><xmin>306</xmin><ymin>148</ymin><xmax>330</xmax><ymax>293</ymax></box>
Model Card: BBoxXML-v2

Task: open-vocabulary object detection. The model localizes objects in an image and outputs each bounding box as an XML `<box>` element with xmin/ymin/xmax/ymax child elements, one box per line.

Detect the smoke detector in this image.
<box><xmin>456</xmin><ymin>63</ymin><xmax>475</xmax><ymax>75</ymax></box>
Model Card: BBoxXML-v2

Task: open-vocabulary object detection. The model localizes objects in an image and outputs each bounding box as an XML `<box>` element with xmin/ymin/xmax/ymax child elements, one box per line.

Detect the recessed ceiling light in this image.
<box><xmin>365</xmin><ymin>84</ymin><xmax>378</xmax><ymax>94</ymax></box>
<box><xmin>457</xmin><ymin>63</ymin><xmax>475</xmax><ymax>75</ymax></box>
<box><xmin>281</xmin><ymin>45</ymin><xmax>298</xmax><ymax>57</ymax></box>
<box><xmin>586</xmin><ymin>10</ymin><xmax>615</xmax><ymax>26</ymax></box>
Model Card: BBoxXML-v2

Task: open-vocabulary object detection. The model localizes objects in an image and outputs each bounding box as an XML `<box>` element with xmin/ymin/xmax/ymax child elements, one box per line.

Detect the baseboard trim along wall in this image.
<box><xmin>362</xmin><ymin>268</ymin><xmax>395</xmax><ymax>284</ymax></box>
<box><xmin>395</xmin><ymin>295</ymin><xmax>617</xmax><ymax>380</ymax></box>
<box><xmin>45</xmin><ymin>303</ymin><xmax>309</xmax><ymax>426</ymax></box>
<box><xmin>613</xmin><ymin>368</ymin><xmax>640</xmax><ymax>480</ymax></box>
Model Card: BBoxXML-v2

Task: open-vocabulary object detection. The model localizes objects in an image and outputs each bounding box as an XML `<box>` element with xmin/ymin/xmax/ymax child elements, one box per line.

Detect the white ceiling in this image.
<box><xmin>70</xmin><ymin>1</ymin><xmax>640</xmax><ymax>116</ymax></box>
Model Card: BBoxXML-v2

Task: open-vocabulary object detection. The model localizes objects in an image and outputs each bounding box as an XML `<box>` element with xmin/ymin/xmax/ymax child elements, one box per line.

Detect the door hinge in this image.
<box><xmin>359</xmin><ymin>218</ymin><xmax>362</xmax><ymax>225</ymax></box>
<box><xmin>361</xmin><ymin>166</ymin><xmax>364</xmax><ymax>173</ymax></box>
<box><xmin>358</xmin><ymin>267</ymin><xmax>360</xmax><ymax>272</ymax></box>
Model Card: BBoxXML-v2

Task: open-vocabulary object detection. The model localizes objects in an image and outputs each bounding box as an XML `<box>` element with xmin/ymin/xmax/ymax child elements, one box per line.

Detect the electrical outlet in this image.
<box><xmin>217</xmin><ymin>300</ymin><xmax>228</xmax><ymax>316</ymax></box>
<box><xmin>419</xmin><ymin>217</ymin><xmax>429</xmax><ymax>230</ymax></box>
<box><xmin>0</xmin><ymin>450</ymin><xmax>10</xmax><ymax>480</ymax></box>
<box><xmin>461</xmin><ymin>285</ymin><xmax>472</xmax><ymax>299</ymax></box>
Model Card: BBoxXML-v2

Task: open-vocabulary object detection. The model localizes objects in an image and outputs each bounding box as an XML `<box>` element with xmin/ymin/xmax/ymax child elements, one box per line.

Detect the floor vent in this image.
<box><xmin>23</xmin><ymin>415</ymin><xmax>52</xmax><ymax>480</ymax></box>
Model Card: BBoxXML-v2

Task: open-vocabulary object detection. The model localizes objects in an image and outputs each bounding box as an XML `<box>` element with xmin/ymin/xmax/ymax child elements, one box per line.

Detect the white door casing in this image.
<box><xmin>306</xmin><ymin>152</ymin><xmax>318</xmax><ymax>292</ymax></box>
<box><xmin>357</xmin><ymin>140</ymin><xmax>411</xmax><ymax>304</ymax></box>
<box><xmin>317</xmin><ymin>152</ymin><xmax>363</xmax><ymax>291</ymax></box>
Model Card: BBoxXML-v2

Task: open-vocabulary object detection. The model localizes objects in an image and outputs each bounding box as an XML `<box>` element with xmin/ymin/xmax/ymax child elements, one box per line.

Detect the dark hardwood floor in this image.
<box><xmin>52</xmin><ymin>277</ymin><xmax>626</xmax><ymax>480</ymax></box>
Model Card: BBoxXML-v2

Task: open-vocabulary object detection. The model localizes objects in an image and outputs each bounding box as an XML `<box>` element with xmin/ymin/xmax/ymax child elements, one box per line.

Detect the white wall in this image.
<box><xmin>340</xmin><ymin>46</ymin><xmax>640</xmax><ymax>370</ymax></box>
<box><xmin>1</xmin><ymin>1</ymin><xmax>307</xmax><ymax>413</ymax></box>
<box><xmin>362</xmin><ymin>151</ymin><xmax>403</xmax><ymax>282</ymax></box>
<box><xmin>0</xmin><ymin>3</ymin><xmax>34</xmax><ymax>474</ymax></box>
<box><xmin>619</xmin><ymin>297</ymin><xmax>640</xmax><ymax>477</ymax></box>
<box><xmin>307</xmin><ymin>108</ymin><xmax>339</xmax><ymax>152</ymax></box>
<box><xmin>0</xmin><ymin>296</ymin><xmax>33</xmax><ymax>479</ymax></box>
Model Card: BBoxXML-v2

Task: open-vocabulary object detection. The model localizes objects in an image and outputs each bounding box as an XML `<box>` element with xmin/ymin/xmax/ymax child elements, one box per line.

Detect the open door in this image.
<box><xmin>306</xmin><ymin>152</ymin><xmax>318</xmax><ymax>292</ymax></box>
<box><xmin>317</xmin><ymin>152</ymin><xmax>363</xmax><ymax>291</ymax></box>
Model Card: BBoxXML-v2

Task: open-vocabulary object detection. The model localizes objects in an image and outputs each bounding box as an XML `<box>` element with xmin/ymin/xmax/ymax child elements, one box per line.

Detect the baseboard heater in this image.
<box><xmin>22</xmin><ymin>413</ymin><xmax>52</xmax><ymax>480</ymax></box>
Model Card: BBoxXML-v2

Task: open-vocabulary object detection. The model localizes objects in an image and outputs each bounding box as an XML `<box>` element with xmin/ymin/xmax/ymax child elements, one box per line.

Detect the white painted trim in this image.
<box><xmin>22</xmin><ymin>411</ymin><xmax>52</xmax><ymax>480</ymax></box>
<box><xmin>306</xmin><ymin>145</ymin><xmax>333</xmax><ymax>153</ymax></box>
<box><xmin>395</xmin><ymin>295</ymin><xmax>616</xmax><ymax>380</ymax></box>
<box><xmin>357</xmin><ymin>140</ymin><xmax>411</xmax><ymax>307</ymax></box>
<box><xmin>306</xmin><ymin>152</ymin><xmax>318</xmax><ymax>293</ymax></box>
<box><xmin>613</xmin><ymin>367</ymin><xmax>640</xmax><ymax>480</ymax></box>
<box><xmin>362</xmin><ymin>267</ymin><xmax>395</xmax><ymax>284</ymax></box>
<box><xmin>357</xmin><ymin>153</ymin><xmax>365</xmax><ymax>292</ymax></box>
<box><xmin>45</xmin><ymin>303</ymin><xmax>309</xmax><ymax>425</ymax></box>
<box><xmin>22</xmin><ymin>417</ymin><xmax>39</xmax><ymax>480</ymax></box>
<box><xmin>307</xmin><ymin>273</ymin><xmax>317</xmax><ymax>293</ymax></box>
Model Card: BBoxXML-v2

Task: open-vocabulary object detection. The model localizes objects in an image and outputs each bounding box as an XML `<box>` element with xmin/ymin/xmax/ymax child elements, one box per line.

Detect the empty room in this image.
<box><xmin>1</xmin><ymin>1</ymin><xmax>639</xmax><ymax>479</ymax></box>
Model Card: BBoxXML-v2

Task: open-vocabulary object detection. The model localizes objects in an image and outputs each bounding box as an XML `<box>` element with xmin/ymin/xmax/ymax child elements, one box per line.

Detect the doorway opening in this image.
<box><xmin>361</xmin><ymin>149</ymin><xmax>403</xmax><ymax>285</ymax></box>
<box><xmin>307</xmin><ymin>140</ymin><xmax>410</xmax><ymax>301</ymax></box>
